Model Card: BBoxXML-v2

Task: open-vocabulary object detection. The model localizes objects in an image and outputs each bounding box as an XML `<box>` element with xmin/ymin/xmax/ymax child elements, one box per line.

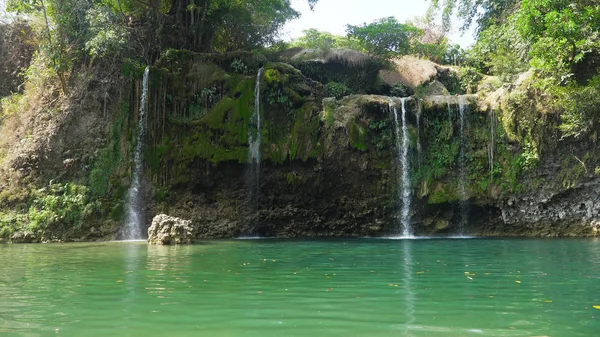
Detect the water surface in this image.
<box><xmin>1</xmin><ymin>238</ymin><xmax>599</xmax><ymax>336</ymax></box>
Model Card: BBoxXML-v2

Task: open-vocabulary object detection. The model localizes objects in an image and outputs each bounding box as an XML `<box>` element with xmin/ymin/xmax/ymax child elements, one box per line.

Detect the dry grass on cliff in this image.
<box><xmin>379</xmin><ymin>56</ymin><xmax>447</xmax><ymax>89</ymax></box>
<box><xmin>0</xmin><ymin>54</ymin><xmax>65</xmax><ymax>180</ymax></box>
<box><xmin>287</xmin><ymin>48</ymin><xmax>371</xmax><ymax>67</ymax></box>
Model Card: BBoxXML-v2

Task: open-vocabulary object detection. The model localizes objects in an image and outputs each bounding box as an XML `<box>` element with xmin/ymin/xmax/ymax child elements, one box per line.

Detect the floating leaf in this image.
<box><xmin>544</xmin><ymin>300</ymin><xmax>552</xmax><ymax>303</ymax></box>
<box><xmin>515</xmin><ymin>280</ymin><xmax>521</xmax><ymax>284</ymax></box>
<box><xmin>593</xmin><ymin>305</ymin><xmax>600</xmax><ymax>310</ymax></box>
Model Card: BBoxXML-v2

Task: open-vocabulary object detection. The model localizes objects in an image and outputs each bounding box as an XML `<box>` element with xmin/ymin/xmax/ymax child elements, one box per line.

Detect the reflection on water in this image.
<box><xmin>403</xmin><ymin>241</ymin><xmax>415</xmax><ymax>335</ymax></box>
<box><xmin>0</xmin><ymin>239</ymin><xmax>599</xmax><ymax>337</ymax></box>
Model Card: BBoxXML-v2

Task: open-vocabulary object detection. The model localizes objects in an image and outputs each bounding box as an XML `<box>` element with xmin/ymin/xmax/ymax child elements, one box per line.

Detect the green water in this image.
<box><xmin>1</xmin><ymin>239</ymin><xmax>599</xmax><ymax>336</ymax></box>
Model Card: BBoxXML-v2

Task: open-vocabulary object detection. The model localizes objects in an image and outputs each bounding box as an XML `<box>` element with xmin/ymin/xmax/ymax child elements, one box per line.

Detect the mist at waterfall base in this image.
<box><xmin>122</xmin><ymin>67</ymin><xmax>149</xmax><ymax>241</ymax></box>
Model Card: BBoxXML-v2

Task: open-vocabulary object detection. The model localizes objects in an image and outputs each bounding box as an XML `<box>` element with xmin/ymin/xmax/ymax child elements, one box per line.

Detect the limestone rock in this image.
<box><xmin>148</xmin><ymin>214</ymin><xmax>195</xmax><ymax>245</ymax></box>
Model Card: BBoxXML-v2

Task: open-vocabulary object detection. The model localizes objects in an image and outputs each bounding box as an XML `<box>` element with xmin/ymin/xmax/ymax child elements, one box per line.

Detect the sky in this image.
<box><xmin>282</xmin><ymin>0</ymin><xmax>476</xmax><ymax>48</ymax></box>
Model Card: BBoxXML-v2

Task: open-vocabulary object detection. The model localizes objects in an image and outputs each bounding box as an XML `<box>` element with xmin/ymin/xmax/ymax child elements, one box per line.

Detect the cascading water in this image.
<box><xmin>123</xmin><ymin>66</ymin><xmax>149</xmax><ymax>240</ymax></box>
<box><xmin>389</xmin><ymin>98</ymin><xmax>413</xmax><ymax>238</ymax></box>
<box><xmin>247</xmin><ymin>68</ymin><xmax>263</xmax><ymax>200</ymax></box>
<box><xmin>457</xmin><ymin>96</ymin><xmax>469</xmax><ymax>234</ymax></box>
<box><xmin>416</xmin><ymin>101</ymin><xmax>422</xmax><ymax>170</ymax></box>
<box><xmin>488</xmin><ymin>109</ymin><xmax>497</xmax><ymax>179</ymax></box>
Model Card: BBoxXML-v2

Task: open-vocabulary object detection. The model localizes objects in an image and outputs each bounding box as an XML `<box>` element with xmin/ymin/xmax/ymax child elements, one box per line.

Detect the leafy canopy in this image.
<box><xmin>516</xmin><ymin>0</ymin><xmax>600</xmax><ymax>78</ymax></box>
<box><xmin>427</xmin><ymin>0</ymin><xmax>519</xmax><ymax>34</ymax></box>
<box><xmin>292</xmin><ymin>29</ymin><xmax>362</xmax><ymax>51</ymax></box>
<box><xmin>346</xmin><ymin>17</ymin><xmax>422</xmax><ymax>59</ymax></box>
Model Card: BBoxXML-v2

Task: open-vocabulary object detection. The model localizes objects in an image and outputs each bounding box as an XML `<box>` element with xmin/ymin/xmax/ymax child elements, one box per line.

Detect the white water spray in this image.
<box><xmin>389</xmin><ymin>98</ymin><xmax>413</xmax><ymax>238</ymax></box>
<box><xmin>123</xmin><ymin>67</ymin><xmax>149</xmax><ymax>240</ymax></box>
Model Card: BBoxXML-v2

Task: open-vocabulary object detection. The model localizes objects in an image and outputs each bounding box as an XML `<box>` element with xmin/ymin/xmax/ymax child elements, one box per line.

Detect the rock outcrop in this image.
<box><xmin>147</xmin><ymin>214</ymin><xmax>196</xmax><ymax>245</ymax></box>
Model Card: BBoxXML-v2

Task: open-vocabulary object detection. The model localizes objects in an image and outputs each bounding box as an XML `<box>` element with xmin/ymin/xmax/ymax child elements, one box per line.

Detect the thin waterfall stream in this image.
<box><xmin>123</xmin><ymin>66</ymin><xmax>149</xmax><ymax>240</ymax></box>
<box><xmin>488</xmin><ymin>109</ymin><xmax>497</xmax><ymax>179</ymax></box>
<box><xmin>389</xmin><ymin>98</ymin><xmax>413</xmax><ymax>237</ymax></box>
<box><xmin>247</xmin><ymin>68</ymin><xmax>263</xmax><ymax>196</ymax></box>
<box><xmin>457</xmin><ymin>96</ymin><xmax>469</xmax><ymax>234</ymax></box>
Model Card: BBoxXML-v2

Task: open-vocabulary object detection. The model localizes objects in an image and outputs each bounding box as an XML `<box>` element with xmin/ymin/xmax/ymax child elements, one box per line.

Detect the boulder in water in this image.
<box><xmin>148</xmin><ymin>214</ymin><xmax>195</xmax><ymax>245</ymax></box>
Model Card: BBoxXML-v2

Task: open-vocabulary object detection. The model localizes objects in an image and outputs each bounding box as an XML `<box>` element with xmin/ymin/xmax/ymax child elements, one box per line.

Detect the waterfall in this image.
<box><xmin>247</xmin><ymin>68</ymin><xmax>263</xmax><ymax>192</ymax></box>
<box><xmin>123</xmin><ymin>66</ymin><xmax>150</xmax><ymax>240</ymax></box>
<box><xmin>488</xmin><ymin>109</ymin><xmax>497</xmax><ymax>179</ymax></box>
<box><xmin>447</xmin><ymin>100</ymin><xmax>453</xmax><ymax>127</ymax></box>
<box><xmin>416</xmin><ymin>101</ymin><xmax>422</xmax><ymax>170</ymax></box>
<box><xmin>389</xmin><ymin>98</ymin><xmax>413</xmax><ymax>238</ymax></box>
<box><xmin>457</xmin><ymin>96</ymin><xmax>469</xmax><ymax>234</ymax></box>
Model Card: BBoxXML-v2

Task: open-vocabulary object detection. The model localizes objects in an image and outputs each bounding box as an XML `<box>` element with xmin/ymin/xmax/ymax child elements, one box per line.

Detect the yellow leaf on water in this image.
<box><xmin>515</xmin><ymin>280</ymin><xmax>521</xmax><ymax>284</ymax></box>
<box><xmin>417</xmin><ymin>271</ymin><xmax>425</xmax><ymax>275</ymax></box>
<box><xmin>116</xmin><ymin>280</ymin><xmax>122</xmax><ymax>283</ymax></box>
<box><xmin>593</xmin><ymin>305</ymin><xmax>600</xmax><ymax>310</ymax></box>
<box><xmin>544</xmin><ymin>300</ymin><xmax>552</xmax><ymax>303</ymax></box>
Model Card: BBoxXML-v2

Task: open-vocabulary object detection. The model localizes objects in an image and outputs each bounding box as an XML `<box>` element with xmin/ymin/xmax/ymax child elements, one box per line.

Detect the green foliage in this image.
<box><xmin>458</xmin><ymin>67</ymin><xmax>483</xmax><ymax>94</ymax></box>
<box><xmin>85</xmin><ymin>6</ymin><xmax>129</xmax><ymax>59</ymax></box>
<box><xmin>202</xmin><ymin>0</ymin><xmax>301</xmax><ymax>52</ymax></box>
<box><xmin>321</xmin><ymin>99</ymin><xmax>336</xmax><ymax>128</ymax></box>
<box><xmin>28</xmin><ymin>182</ymin><xmax>94</xmax><ymax>233</ymax></box>
<box><xmin>368</xmin><ymin>119</ymin><xmax>393</xmax><ymax>154</ymax></box>
<box><xmin>8</xmin><ymin>0</ymin><xmax>91</xmax><ymax>93</ymax></box>
<box><xmin>0</xmin><ymin>181</ymin><xmax>97</xmax><ymax>240</ymax></box>
<box><xmin>407</xmin><ymin>15</ymin><xmax>448</xmax><ymax>63</ymax></box>
<box><xmin>291</xmin><ymin>29</ymin><xmax>361</xmax><ymax>51</ymax></box>
<box><xmin>516</xmin><ymin>0</ymin><xmax>600</xmax><ymax>78</ymax></box>
<box><xmin>346</xmin><ymin>17</ymin><xmax>422</xmax><ymax>60</ymax></box>
<box><xmin>230</xmin><ymin>58</ymin><xmax>248</xmax><ymax>74</ymax></box>
<box><xmin>552</xmin><ymin>75</ymin><xmax>600</xmax><ymax>139</ymax></box>
<box><xmin>444</xmin><ymin>44</ymin><xmax>466</xmax><ymax>65</ymax></box>
<box><xmin>390</xmin><ymin>83</ymin><xmax>411</xmax><ymax>97</ymax></box>
<box><xmin>428</xmin><ymin>0</ymin><xmax>520</xmax><ymax>34</ymax></box>
<box><xmin>468</xmin><ymin>17</ymin><xmax>529</xmax><ymax>80</ymax></box>
<box><xmin>324</xmin><ymin>81</ymin><xmax>352</xmax><ymax>99</ymax></box>
<box><xmin>347</xmin><ymin>118</ymin><xmax>367</xmax><ymax>151</ymax></box>
<box><xmin>89</xmin><ymin>102</ymin><xmax>129</xmax><ymax>196</ymax></box>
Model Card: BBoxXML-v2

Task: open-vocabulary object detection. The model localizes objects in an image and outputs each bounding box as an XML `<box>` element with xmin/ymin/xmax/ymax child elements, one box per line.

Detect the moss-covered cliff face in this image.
<box><xmin>138</xmin><ymin>50</ymin><xmax>599</xmax><ymax>238</ymax></box>
<box><xmin>1</xmin><ymin>48</ymin><xmax>598</xmax><ymax>242</ymax></box>
<box><xmin>141</xmin><ymin>51</ymin><xmax>400</xmax><ymax>237</ymax></box>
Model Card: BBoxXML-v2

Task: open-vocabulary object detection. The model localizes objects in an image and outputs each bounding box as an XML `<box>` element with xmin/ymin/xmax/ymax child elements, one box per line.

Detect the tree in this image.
<box><xmin>0</xmin><ymin>19</ymin><xmax>36</xmax><ymax>96</ymax></box>
<box><xmin>346</xmin><ymin>17</ymin><xmax>422</xmax><ymax>60</ymax></box>
<box><xmin>467</xmin><ymin>15</ymin><xmax>529</xmax><ymax>79</ymax></box>
<box><xmin>407</xmin><ymin>16</ymin><xmax>448</xmax><ymax>63</ymax></box>
<box><xmin>516</xmin><ymin>0</ymin><xmax>600</xmax><ymax>80</ymax></box>
<box><xmin>8</xmin><ymin>0</ymin><xmax>90</xmax><ymax>95</ymax></box>
<box><xmin>292</xmin><ymin>29</ymin><xmax>362</xmax><ymax>51</ymax></box>
<box><xmin>427</xmin><ymin>0</ymin><xmax>520</xmax><ymax>34</ymax></box>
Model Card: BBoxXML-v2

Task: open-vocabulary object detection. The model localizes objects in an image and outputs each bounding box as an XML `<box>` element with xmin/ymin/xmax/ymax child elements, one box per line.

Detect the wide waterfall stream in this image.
<box><xmin>389</xmin><ymin>98</ymin><xmax>413</xmax><ymax>238</ymax></box>
<box><xmin>123</xmin><ymin>66</ymin><xmax>150</xmax><ymax>240</ymax></box>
